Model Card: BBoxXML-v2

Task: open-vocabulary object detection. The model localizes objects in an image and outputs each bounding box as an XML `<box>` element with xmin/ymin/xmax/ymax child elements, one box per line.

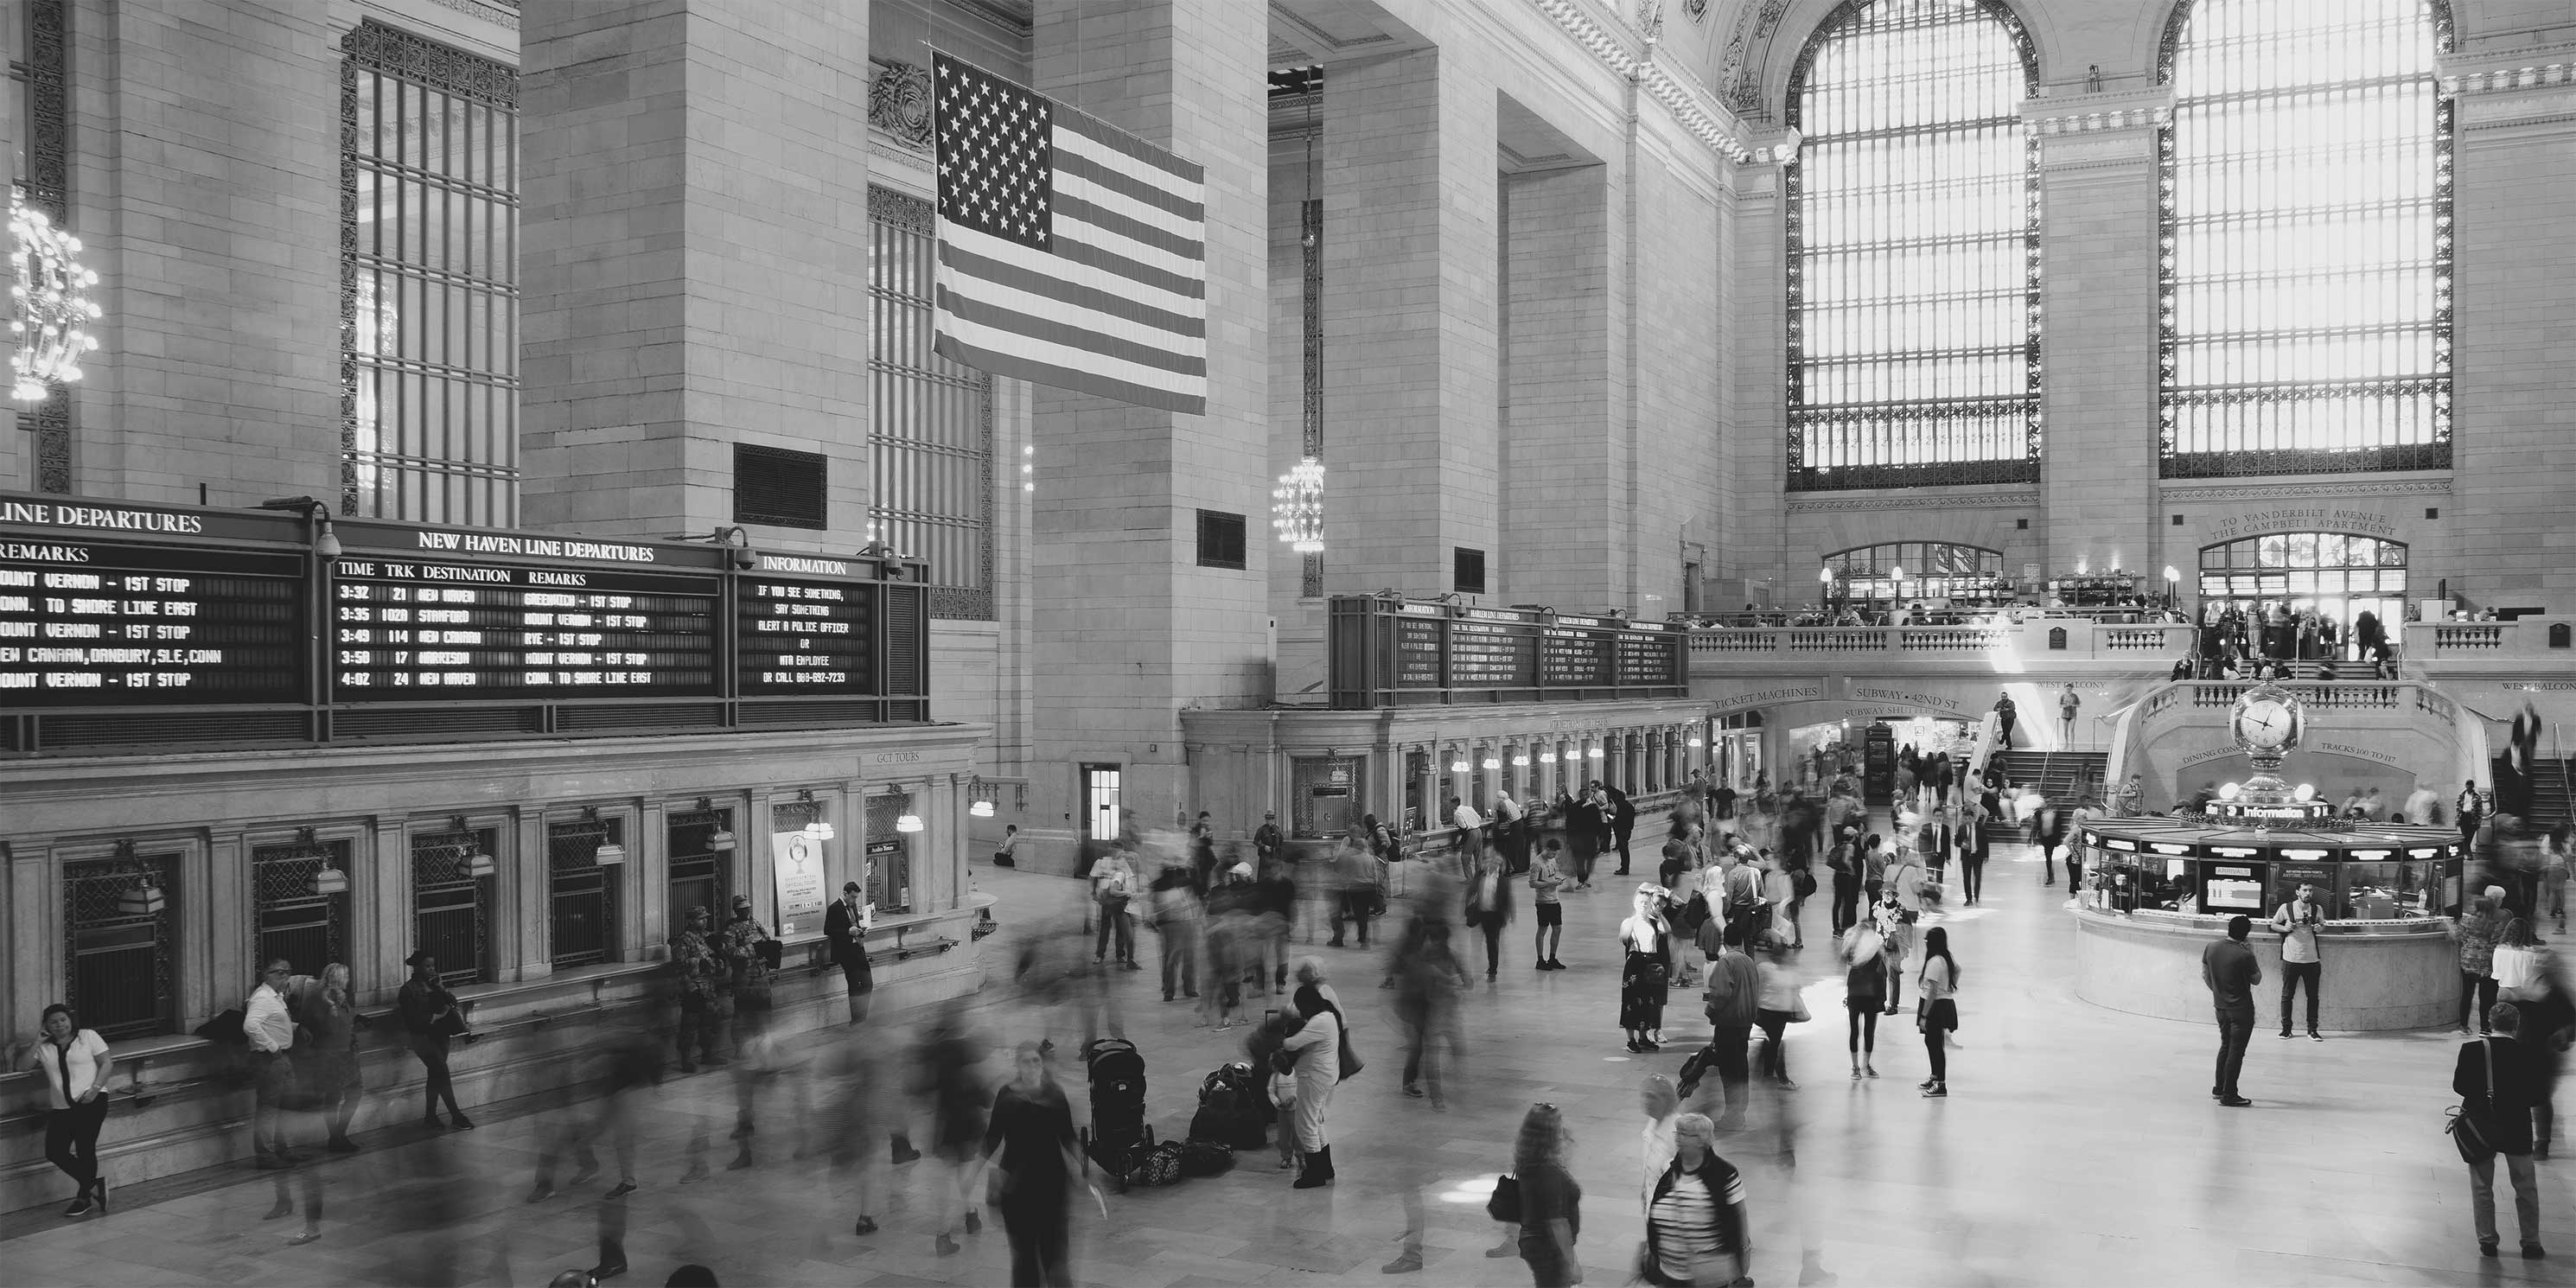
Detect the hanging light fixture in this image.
<box><xmin>1448</xmin><ymin>755</ymin><xmax>1470</xmax><ymax>774</ymax></box>
<box><xmin>896</xmin><ymin>812</ymin><xmax>925</xmax><ymax>834</ymax></box>
<box><xmin>591</xmin><ymin>838</ymin><xmax>628</xmax><ymax>865</ymax></box>
<box><xmin>309</xmin><ymin>865</ymin><xmax>350</xmax><ymax>896</ymax></box>
<box><xmin>9</xmin><ymin>186</ymin><xmax>103</xmax><ymax>401</ymax></box>
<box><xmin>1272</xmin><ymin>456</ymin><xmax>1326</xmax><ymax>553</ymax></box>
<box><xmin>449</xmin><ymin>816</ymin><xmax>495</xmax><ymax>877</ymax></box>
<box><xmin>1539</xmin><ymin>751</ymin><xmax>1557</xmax><ymax>764</ymax></box>
<box><xmin>1481</xmin><ymin>756</ymin><xmax>1501</xmax><ymax>770</ymax></box>
<box><xmin>1512</xmin><ymin>754</ymin><xmax>1530</xmax><ymax>768</ymax></box>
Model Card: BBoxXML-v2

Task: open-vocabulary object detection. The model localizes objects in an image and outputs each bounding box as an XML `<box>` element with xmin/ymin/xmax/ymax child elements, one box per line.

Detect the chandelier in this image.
<box><xmin>1271</xmin><ymin>456</ymin><xmax>1325</xmax><ymax>554</ymax></box>
<box><xmin>9</xmin><ymin>187</ymin><xmax>102</xmax><ymax>401</ymax></box>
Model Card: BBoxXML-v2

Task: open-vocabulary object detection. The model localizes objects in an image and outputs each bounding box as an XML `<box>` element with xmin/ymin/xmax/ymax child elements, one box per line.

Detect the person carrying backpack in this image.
<box><xmin>1677</xmin><ymin>937</ymin><xmax>1759</xmax><ymax>1132</ymax></box>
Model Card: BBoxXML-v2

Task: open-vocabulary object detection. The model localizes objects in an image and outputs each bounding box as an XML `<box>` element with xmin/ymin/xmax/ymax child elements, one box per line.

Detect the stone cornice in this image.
<box><xmin>2158</xmin><ymin>477</ymin><xmax>2452</xmax><ymax>502</ymax></box>
<box><xmin>1785</xmin><ymin>487</ymin><xmax>2040</xmax><ymax>513</ymax></box>
<box><xmin>2438</xmin><ymin>46</ymin><xmax>2576</xmax><ymax>97</ymax></box>
<box><xmin>1527</xmin><ymin>0</ymin><xmax>1796</xmax><ymax>164</ymax></box>
<box><xmin>2019</xmin><ymin>86</ymin><xmax>2177</xmax><ymax>136</ymax></box>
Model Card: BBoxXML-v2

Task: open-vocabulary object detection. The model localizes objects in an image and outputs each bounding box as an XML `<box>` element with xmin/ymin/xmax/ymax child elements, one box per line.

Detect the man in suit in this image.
<box><xmin>824</xmin><ymin>879</ymin><xmax>874</xmax><ymax>1025</ymax></box>
<box><xmin>2455</xmin><ymin>1003</ymin><xmax>2545</xmax><ymax>1259</ymax></box>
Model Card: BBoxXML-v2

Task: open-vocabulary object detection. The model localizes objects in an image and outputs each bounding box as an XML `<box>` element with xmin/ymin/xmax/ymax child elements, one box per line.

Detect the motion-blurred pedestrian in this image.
<box><xmin>1511</xmin><ymin>1103</ymin><xmax>1582</xmax><ymax>1288</ymax></box>
<box><xmin>970</xmin><ymin>1042</ymin><xmax>1096</xmax><ymax>1287</ymax></box>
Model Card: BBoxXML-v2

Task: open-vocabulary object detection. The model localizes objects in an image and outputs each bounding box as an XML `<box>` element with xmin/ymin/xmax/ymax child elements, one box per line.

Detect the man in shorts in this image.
<box><xmin>1529</xmin><ymin>838</ymin><xmax>1568</xmax><ymax>971</ymax></box>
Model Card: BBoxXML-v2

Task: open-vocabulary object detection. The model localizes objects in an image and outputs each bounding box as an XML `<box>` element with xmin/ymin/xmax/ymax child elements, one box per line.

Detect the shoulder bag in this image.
<box><xmin>1336</xmin><ymin>1012</ymin><xmax>1364</xmax><ymax>1082</ymax></box>
<box><xmin>2445</xmin><ymin>1038</ymin><xmax>2498</xmax><ymax>1166</ymax></box>
<box><xmin>1486</xmin><ymin>1173</ymin><xmax>1522</xmax><ymax>1223</ymax></box>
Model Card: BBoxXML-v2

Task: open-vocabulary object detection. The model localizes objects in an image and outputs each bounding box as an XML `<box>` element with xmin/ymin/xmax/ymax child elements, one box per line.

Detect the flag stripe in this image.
<box><xmin>934</xmin><ymin>320</ymin><xmax>1207</xmax><ymax>411</ymax></box>
<box><xmin>1054</xmin><ymin>163</ymin><xmax>1201</xmax><ymax>245</ymax></box>
<box><xmin>1051</xmin><ymin>140</ymin><xmax>1203</xmax><ymax>222</ymax></box>
<box><xmin>1055</xmin><ymin>104</ymin><xmax>1204</xmax><ymax>185</ymax></box>
<box><xmin>937</xmin><ymin>240</ymin><xmax>1206</xmax><ymax>338</ymax></box>
<box><xmin>935</xmin><ymin>284</ymin><xmax>1206</xmax><ymax>376</ymax></box>
<box><xmin>1055</xmin><ymin>190</ymin><xmax>1202</xmax><ymax>272</ymax></box>
<box><xmin>935</xmin><ymin>331</ymin><xmax>1203</xmax><ymax>413</ymax></box>
<box><xmin>943</xmin><ymin>221</ymin><xmax>1202</xmax><ymax>312</ymax></box>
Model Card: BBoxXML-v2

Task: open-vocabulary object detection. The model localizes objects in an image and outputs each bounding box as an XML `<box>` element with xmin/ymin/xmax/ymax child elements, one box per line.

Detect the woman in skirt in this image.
<box><xmin>1619</xmin><ymin>884</ymin><xmax>1674</xmax><ymax>1052</ymax></box>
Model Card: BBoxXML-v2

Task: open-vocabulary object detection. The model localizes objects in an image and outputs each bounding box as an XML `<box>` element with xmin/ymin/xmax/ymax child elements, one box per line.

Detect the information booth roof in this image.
<box><xmin>2080</xmin><ymin>817</ymin><xmax>2460</xmax><ymax>863</ymax></box>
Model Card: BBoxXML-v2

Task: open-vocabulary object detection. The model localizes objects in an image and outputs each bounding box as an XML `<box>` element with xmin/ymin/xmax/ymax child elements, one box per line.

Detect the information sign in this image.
<box><xmin>2</xmin><ymin>537</ymin><xmax>304</xmax><ymax>705</ymax></box>
<box><xmin>738</xmin><ymin>571</ymin><xmax>874</xmax><ymax>694</ymax></box>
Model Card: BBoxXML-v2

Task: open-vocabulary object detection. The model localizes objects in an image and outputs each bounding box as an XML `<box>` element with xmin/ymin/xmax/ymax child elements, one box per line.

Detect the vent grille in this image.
<box><xmin>883</xmin><ymin>585</ymin><xmax>925</xmax><ymax>696</ymax></box>
<box><xmin>335</xmin><ymin>707</ymin><xmax>541</xmax><ymax>740</ymax></box>
<box><xmin>557</xmin><ymin>703</ymin><xmax>725</xmax><ymax>731</ymax></box>
<box><xmin>739</xmin><ymin>699</ymin><xmax>889</xmax><ymax>728</ymax></box>
<box><xmin>734</xmin><ymin>443</ymin><xmax>830</xmax><ymax>529</ymax></box>
<box><xmin>33</xmin><ymin>711</ymin><xmax>309</xmax><ymax>751</ymax></box>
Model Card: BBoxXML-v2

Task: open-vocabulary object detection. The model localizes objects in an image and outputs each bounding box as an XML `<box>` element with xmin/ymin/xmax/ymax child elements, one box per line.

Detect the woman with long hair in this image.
<box><xmin>2456</xmin><ymin>887</ymin><xmax>2508</xmax><ymax>1036</ymax></box>
<box><xmin>1619</xmin><ymin>885</ymin><xmax>1673</xmax><ymax>1053</ymax></box>
<box><xmin>296</xmin><ymin>963</ymin><xmax>365</xmax><ymax>1151</ymax></box>
<box><xmin>1917</xmin><ymin>926</ymin><xmax>1961</xmax><ymax>1098</ymax></box>
<box><xmin>969</xmin><ymin>1043</ymin><xmax>1097</xmax><ymax>1287</ymax></box>
<box><xmin>1510</xmin><ymin>1103</ymin><xmax>1582</xmax><ymax>1287</ymax></box>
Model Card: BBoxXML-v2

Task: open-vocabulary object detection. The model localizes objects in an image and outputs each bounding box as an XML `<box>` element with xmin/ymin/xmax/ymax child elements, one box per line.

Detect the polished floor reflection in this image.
<box><xmin>2</xmin><ymin>831</ymin><xmax>2564</xmax><ymax>1286</ymax></box>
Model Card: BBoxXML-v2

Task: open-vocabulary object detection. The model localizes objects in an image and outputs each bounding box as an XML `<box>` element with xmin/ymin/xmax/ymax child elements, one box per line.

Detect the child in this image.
<box><xmin>1269</xmin><ymin>1062</ymin><xmax>1299</xmax><ymax>1170</ymax></box>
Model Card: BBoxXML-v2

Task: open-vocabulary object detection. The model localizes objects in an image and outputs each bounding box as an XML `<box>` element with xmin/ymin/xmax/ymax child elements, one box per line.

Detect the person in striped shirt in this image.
<box><xmin>1642</xmin><ymin>1112</ymin><xmax>1750</xmax><ymax>1286</ymax></box>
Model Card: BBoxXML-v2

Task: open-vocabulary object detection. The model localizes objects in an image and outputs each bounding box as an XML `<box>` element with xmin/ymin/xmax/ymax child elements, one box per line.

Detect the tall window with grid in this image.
<box><xmin>1787</xmin><ymin>0</ymin><xmax>2040</xmax><ymax>491</ymax></box>
<box><xmin>2158</xmin><ymin>0</ymin><xmax>2453</xmax><ymax>477</ymax></box>
<box><xmin>868</xmin><ymin>187</ymin><xmax>994</xmax><ymax>620</ymax></box>
<box><xmin>341</xmin><ymin>21</ymin><xmax>520</xmax><ymax>523</ymax></box>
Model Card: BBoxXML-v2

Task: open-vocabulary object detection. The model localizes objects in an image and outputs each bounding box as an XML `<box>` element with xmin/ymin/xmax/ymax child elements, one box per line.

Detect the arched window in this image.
<box><xmin>2158</xmin><ymin>0</ymin><xmax>2454</xmax><ymax>477</ymax></box>
<box><xmin>1824</xmin><ymin>541</ymin><xmax>2008</xmax><ymax>603</ymax></box>
<box><xmin>1787</xmin><ymin>0</ymin><xmax>2039</xmax><ymax>491</ymax></box>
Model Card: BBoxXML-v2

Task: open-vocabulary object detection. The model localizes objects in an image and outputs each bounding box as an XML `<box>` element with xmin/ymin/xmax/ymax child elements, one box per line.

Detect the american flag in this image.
<box><xmin>932</xmin><ymin>53</ymin><xmax>1208</xmax><ymax>415</ymax></box>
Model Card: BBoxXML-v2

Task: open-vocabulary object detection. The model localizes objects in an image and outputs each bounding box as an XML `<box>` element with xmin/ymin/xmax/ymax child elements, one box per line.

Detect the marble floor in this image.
<box><xmin>3</xmin><ymin>833</ymin><xmax>2566</xmax><ymax>1287</ymax></box>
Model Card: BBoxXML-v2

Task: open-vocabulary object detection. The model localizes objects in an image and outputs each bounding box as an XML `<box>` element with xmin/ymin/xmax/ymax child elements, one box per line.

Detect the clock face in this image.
<box><xmin>2236</xmin><ymin>696</ymin><xmax>2297</xmax><ymax>749</ymax></box>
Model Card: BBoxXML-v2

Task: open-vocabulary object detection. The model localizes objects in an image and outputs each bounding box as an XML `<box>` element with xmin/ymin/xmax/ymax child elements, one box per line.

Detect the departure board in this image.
<box><xmin>1394</xmin><ymin>614</ymin><xmax>1444</xmax><ymax>686</ymax></box>
<box><xmin>738</xmin><ymin>571</ymin><xmax>875</xmax><ymax>693</ymax></box>
<box><xmin>1451</xmin><ymin>614</ymin><xmax>1538</xmax><ymax>686</ymax></box>
<box><xmin>1</xmin><ymin>538</ymin><xmax>306</xmax><ymax>705</ymax></box>
<box><xmin>329</xmin><ymin>558</ymin><xmax>722</xmax><ymax>699</ymax></box>
<box><xmin>1543</xmin><ymin>622</ymin><xmax>1611</xmax><ymax>685</ymax></box>
<box><xmin>1614</xmin><ymin>627</ymin><xmax>1679</xmax><ymax>685</ymax></box>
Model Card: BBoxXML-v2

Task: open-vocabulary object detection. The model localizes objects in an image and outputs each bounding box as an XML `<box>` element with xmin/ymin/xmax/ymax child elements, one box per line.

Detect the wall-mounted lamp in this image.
<box><xmin>896</xmin><ymin>813</ymin><xmax>925</xmax><ymax>834</ymax></box>
<box><xmin>450</xmin><ymin>815</ymin><xmax>496</xmax><ymax>877</ymax></box>
<box><xmin>1688</xmin><ymin>736</ymin><xmax>1706</xmax><ymax>748</ymax></box>
<box><xmin>1588</xmin><ymin>747</ymin><xmax>1606</xmax><ymax>759</ymax></box>
<box><xmin>1481</xmin><ymin>756</ymin><xmax>1501</xmax><ymax>770</ymax></box>
<box><xmin>692</xmin><ymin>797</ymin><xmax>737</xmax><ymax>851</ymax></box>
<box><xmin>1539</xmin><ymin>751</ymin><xmax>1557</xmax><ymax>763</ymax></box>
<box><xmin>970</xmin><ymin>800</ymin><xmax>996</xmax><ymax>818</ymax></box>
<box><xmin>1512</xmin><ymin>755</ymin><xmax>1530</xmax><ymax>767</ymax></box>
<box><xmin>109</xmin><ymin>841</ymin><xmax>168</xmax><ymax>915</ymax></box>
<box><xmin>1449</xmin><ymin>758</ymin><xmax>1470</xmax><ymax>774</ymax></box>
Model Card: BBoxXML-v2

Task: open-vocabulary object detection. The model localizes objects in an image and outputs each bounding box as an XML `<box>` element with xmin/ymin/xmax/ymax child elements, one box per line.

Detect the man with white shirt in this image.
<box><xmin>2271</xmin><ymin>883</ymin><xmax>2326</xmax><ymax>1041</ymax></box>
<box><xmin>1450</xmin><ymin>794</ymin><xmax>1485</xmax><ymax>865</ymax></box>
<box><xmin>245</xmin><ymin>959</ymin><xmax>301</xmax><ymax>1167</ymax></box>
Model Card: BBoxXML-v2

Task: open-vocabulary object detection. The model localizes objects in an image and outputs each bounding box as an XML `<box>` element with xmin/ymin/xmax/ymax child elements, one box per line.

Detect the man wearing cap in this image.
<box><xmin>672</xmin><ymin>907</ymin><xmax>726</xmax><ymax>1071</ymax></box>
<box><xmin>245</xmin><ymin>958</ymin><xmax>301</xmax><ymax>1165</ymax></box>
<box><xmin>825</xmin><ymin>880</ymin><xmax>875</xmax><ymax>1025</ymax></box>
<box><xmin>1254</xmin><ymin>812</ymin><xmax>1284</xmax><ymax>869</ymax></box>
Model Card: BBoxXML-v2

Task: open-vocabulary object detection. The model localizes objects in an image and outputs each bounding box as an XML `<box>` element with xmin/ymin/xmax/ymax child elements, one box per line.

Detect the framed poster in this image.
<box><xmin>770</xmin><ymin>826</ymin><xmax>829</xmax><ymax>940</ymax></box>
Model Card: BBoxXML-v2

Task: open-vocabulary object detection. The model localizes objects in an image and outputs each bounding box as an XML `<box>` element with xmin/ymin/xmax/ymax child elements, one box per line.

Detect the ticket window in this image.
<box><xmin>865</xmin><ymin>794</ymin><xmax>913</xmax><ymax>915</ymax></box>
<box><xmin>2197</xmin><ymin>861</ymin><xmax>2271</xmax><ymax>918</ymax></box>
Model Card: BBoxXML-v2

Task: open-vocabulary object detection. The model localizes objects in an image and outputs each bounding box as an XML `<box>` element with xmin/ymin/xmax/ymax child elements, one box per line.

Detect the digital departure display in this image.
<box><xmin>738</xmin><ymin>573</ymin><xmax>874</xmax><ymax>693</ymax></box>
<box><xmin>0</xmin><ymin>538</ymin><xmax>305</xmax><ymax>705</ymax></box>
<box><xmin>328</xmin><ymin>558</ymin><xmax>722</xmax><ymax>699</ymax></box>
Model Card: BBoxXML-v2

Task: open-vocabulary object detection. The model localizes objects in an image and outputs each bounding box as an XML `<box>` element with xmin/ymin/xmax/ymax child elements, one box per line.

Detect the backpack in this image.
<box><xmin>1132</xmin><ymin>1140</ymin><xmax>1187</xmax><ymax>1186</ymax></box>
<box><xmin>1178</xmin><ymin>1138</ymin><xmax>1237</xmax><ymax>1177</ymax></box>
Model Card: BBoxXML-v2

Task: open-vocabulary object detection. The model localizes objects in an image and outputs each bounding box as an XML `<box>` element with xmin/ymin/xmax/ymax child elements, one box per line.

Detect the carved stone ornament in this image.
<box><xmin>870</xmin><ymin>59</ymin><xmax>935</xmax><ymax>152</ymax></box>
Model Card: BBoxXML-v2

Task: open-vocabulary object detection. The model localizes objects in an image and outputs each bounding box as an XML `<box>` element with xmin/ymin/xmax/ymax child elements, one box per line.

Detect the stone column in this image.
<box><xmin>1724</xmin><ymin>148</ymin><xmax>1792</xmax><ymax>596</ymax></box>
<box><xmin>1024</xmin><ymin>0</ymin><xmax>1272</xmax><ymax>863</ymax></box>
<box><xmin>518</xmin><ymin>0</ymin><xmax>873</xmax><ymax>543</ymax></box>
<box><xmin>1501</xmin><ymin>163</ymin><xmax>1614</xmax><ymax>610</ymax></box>
<box><xmin>2443</xmin><ymin>52</ymin><xmax>2576</xmax><ymax>609</ymax></box>
<box><xmin>1318</xmin><ymin>47</ymin><xmax>1499</xmax><ymax>597</ymax></box>
<box><xmin>2022</xmin><ymin>92</ymin><xmax>2170</xmax><ymax>581</ymax></box>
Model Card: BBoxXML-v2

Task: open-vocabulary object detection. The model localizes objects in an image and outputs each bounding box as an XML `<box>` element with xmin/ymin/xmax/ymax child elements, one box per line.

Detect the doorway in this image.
<box><xmin>1081</xmin><ymin>763</ymin><xmax>1123</xmax><ymax>845</ymax></box>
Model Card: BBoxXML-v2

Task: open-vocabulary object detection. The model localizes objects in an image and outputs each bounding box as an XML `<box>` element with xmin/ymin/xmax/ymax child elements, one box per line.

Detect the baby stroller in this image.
<box><xmin>1078</xmin><ymin>1036</ymin><xmax>1153</xmax><ymax>1191</ymax></box>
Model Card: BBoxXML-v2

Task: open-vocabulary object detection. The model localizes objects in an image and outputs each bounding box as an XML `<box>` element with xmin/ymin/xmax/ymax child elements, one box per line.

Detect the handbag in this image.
<box><xmin>1789</xmin><ymin>993</ymin><xmax>1812</xmax><ymax>1023</ymax></box>
<box><xmin>1486</xmin><ymin>1173</ymin><xmax>1523</xmax><ymax>1223</ymax></box>
<box><xmin>1336</xmin><ymin>1014</ymin><xmax>1364</xmax><ymax>1082</ymax></box>
<box><xmin>2446</xmin><ymin>1039</ymin><xmax>2499</xmax><ymax>1166</ymax></box>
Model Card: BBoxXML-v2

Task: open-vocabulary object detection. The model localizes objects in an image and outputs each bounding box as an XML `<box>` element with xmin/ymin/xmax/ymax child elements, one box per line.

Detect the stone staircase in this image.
<box><xmin>1992</xmin><ymin>749</ymin><xmax>2112</xmax><ymax>804</ymax></box>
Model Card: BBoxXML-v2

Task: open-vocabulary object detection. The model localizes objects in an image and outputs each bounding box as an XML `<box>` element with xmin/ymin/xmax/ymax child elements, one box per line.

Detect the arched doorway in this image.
<box><xmin>2197</xmin><ymin>532</ymin><xmax>2407</xmax><ymax>658</ymax></box>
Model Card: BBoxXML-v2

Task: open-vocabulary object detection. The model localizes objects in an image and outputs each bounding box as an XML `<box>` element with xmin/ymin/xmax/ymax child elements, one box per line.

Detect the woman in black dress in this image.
<box><xmin>971</xmin><ymin>1043</ymin><xmax>1097</xmax><ymax>1286</ymax></box>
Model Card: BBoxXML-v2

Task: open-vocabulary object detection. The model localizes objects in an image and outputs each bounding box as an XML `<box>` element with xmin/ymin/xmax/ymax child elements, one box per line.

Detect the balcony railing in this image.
<box><xmin>2403</xmin><ymin>619</ymin><xmax>2573</xmax><ymax>659</ymax></box>
<box><xmin>1689</xmin><ymin>620</ymin><xmax>2192</xmax><ymax>660</ymax></box>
